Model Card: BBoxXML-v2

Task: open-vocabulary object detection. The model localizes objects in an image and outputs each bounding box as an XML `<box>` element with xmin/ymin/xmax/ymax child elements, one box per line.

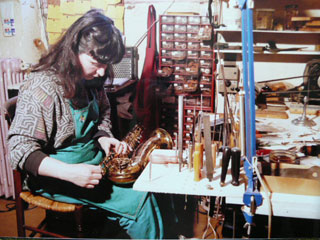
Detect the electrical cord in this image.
<box><xmin>201</xmin><ymin>196</ymin><xmax>218</xmax><ymax>239</ymax></box>
<box><xmin>134</xmin><ymin>0</ymin><xmax>176</xmax><ymax>48</ymax></box>
<box><xmin>0</xmin><ymin>202</ymin><xmax>16</xmax><ymax>212</ymax></box>
<box><xmin>0</xmin><ymin>199</ymin><xmax>37</xmax><ymax>213</ymax></box>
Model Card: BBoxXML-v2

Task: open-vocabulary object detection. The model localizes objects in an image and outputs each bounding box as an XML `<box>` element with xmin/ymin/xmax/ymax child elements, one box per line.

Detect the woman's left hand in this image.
<box><xmin>98</xmin><ymin>136</ymin><xmax>130</xmax><ymax>156</ymax></box>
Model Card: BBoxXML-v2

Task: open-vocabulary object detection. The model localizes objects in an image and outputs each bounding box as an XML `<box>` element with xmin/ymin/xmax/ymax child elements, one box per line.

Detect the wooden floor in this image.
<box><xmin>0</xmin><ymin>197</ymin><xmax>46</xmax><ymax>237</ymax></box>
<box><xmin>2</xmin><ymin>195</ymin><xmax>319</xmax><ymax>239</ymax></box>
<box><xmin>0</xmin><ymin>195</ymin><xmax>222</xmax><ymax>239</ymax></box>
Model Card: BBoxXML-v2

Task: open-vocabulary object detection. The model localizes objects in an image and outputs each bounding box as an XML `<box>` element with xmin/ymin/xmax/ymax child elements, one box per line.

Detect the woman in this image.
<box><xmin>8</xmin><ymin>9</ymin><xmax>164</xmax><ymax>239</ymax></box>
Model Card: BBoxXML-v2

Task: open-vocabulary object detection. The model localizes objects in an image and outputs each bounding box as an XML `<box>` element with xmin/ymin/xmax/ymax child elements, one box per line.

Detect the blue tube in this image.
<box><xmin>247</xmin><ymin>7</ymin><xmax>256</xmax><ymax>156</ymax></box>
<box><xmin>241</xmin><ymin>8</ymin><xmax>251</xmax><ymax>161</ymax></box>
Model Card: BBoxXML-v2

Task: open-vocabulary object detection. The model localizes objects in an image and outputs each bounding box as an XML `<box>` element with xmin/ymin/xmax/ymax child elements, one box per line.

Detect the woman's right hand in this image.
<box><xmin>64</xmin><ymin>163</ymin><xmax>103</xmax><ymax>188</ymax></box>
<box><xmin>38</xmin><ymin>157</ymin><xmax>103</xmax><ymax>188</ymax></box>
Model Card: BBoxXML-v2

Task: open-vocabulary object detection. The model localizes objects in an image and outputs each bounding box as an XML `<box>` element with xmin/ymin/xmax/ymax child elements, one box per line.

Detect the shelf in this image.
<box><xmin>216</xmin><ymin>29</ymin><xmax>320</xmax><ymax>34</ymax></box>
<box><xmin>217</xmin><ymin>49</ymin><xmax>320</xmax><ymax>56</ymax></box>
<box><xmin>216</xmin><ymin>29</ymin><xmax>320</xmax><ymax>44</ymax></box>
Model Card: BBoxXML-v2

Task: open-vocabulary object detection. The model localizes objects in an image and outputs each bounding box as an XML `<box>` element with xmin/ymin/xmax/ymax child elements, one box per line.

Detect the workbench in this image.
<box><xmin>133</xmin><ymin>150</ymin><xmax>320</xmax><ymax>220</ymax></box>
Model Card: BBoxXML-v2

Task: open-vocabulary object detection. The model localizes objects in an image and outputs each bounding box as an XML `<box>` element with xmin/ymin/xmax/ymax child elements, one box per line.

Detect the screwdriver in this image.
<box><xmin>220</xmin><ymin>146</ymin><xmax>241</xmax><ymax>186</ymax></box>
<box><xmin>220</xmin><ymin>146</ymin><xmax>231</xmax><ymax>186</ymax></box>
<box><xmin>231</xmin><ymin>147</ymin><xmax>241</xmax><ymax>186</ymax></box>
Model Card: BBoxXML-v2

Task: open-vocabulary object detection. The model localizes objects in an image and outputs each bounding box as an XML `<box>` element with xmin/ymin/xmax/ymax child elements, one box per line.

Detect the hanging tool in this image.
<box><xmin>220</xmin><ymin>146</ymin><xmax>231</xmax><ymax>186</ymax></box>
<box><xmin>178</xmin><ymin>95</ymin><xmax>184</xmax><ymax>171</ymax></box>
<box><xmin>203</xmin><ymin>114</ymin><xmax>213</xmax><ymax>181</ymax></box>
<box><xmin>231</xmin><ymin>147</ymin><xmax>241</xmax><ymax>186</ymax></box>
<box><xmin>220</xmin><ymin>146</ymin><xmax>241</xmax><ymax>186</ymax></box>
<box><xmin>265</xmin><ymin>41</ymin><xmax>307</xmax><ymax>53</ymax></box>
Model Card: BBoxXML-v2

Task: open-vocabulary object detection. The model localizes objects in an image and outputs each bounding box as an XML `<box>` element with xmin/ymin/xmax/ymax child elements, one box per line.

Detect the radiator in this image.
<box><xmin>0</xmin><ymin>58</ymin><xmax>25</xmax><ymax>198</ymax></box>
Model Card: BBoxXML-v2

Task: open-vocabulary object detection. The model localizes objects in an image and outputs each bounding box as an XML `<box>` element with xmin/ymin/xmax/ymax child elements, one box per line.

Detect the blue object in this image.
<box><xmin>239</xmin><ymin>0</ymin><xmax>263</xmax><ymax>220</ymax></box>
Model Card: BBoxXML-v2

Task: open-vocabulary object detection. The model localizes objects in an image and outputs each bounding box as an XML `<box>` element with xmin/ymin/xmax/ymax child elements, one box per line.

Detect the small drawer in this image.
<box><xmin>158</xmin><ymin>67</ymin><xmax>173</xmax><ymax>77</ymax></box>
<box><xmin>161</xmin><ymin>33</ymin><xmax>174</xmax><ymax>40</ymax></box>
<box><xmin>175</xmin><ymin>41</ymin><xmax>187</xmax><ymax>50</ymax></box>
<box><xmin>162</xmin><ymin>24</ymin><xmax>174</xmax><ymax>32</ymax></box>
<box><xmin>161</xmin><ymin>16</ymin><xmax>175</xmax><ymax>24</ymax></box>
<box><xmin>200</xmin><ymin>67</ymin><xmax>211</xmax><ymax>74</ymax></box>
<box><xmin>200</xmin><ymin>60</ymin><xmax>212</xmax><ymax>68</ymax></box>
<box><xmin>172</xmin><ymin>51</ymin><xmax>187</xmax><ymax>60</ymax></box>
<box><xmin>161</xmin><ymin>58</ymin><xmax>173</xmax><ymax>65</ymax></box>
<box><xmin>198</xmin><ymin>26</ymin><xmax>212</xmax><ymax>40</ymax></box>
<box><xmin>200</xmin><ymin>75</ymin><xmax>211</xmax><ymax>83</ymax></box>
<box><xmin>187</xmin><ymin>25</ymin><xmax>200</xmax><ymax>33</ymax></box>
<box><xmin>175</xmin><ymin>75</ymin><xmax>186</xmax><ymax>82</ymax></box>
<box><xmin>174</xmin><ymin>59</ymin><xmax>187</xmax><ymax>66</ymax></box>
<box><xmin>187</xmin><ymin>60</ymin><xmax>199</xmax><ymax>74</ymax></box>
<box><xmin>200</xmin><ymin>85</ymin><xmax>212</xmax><ymax>94</ymax></box>
<box><xmin>174</xmin><ymin>33</ymin><xmax>187</xmax><ymax>41</ymax></box>
<box><xmin>188</xmin><ymin>16</ymin><xmax>201</xmax><ymax>24</ymax></box>
<box><xmin>161</xmin><ymin>49</ymin><xmax>172</xmax><ymax>58</ymax></box>
<box><xmin>200</xmin><ymin>42</ymin><xmax>212</xmax><ymax>50</ymax></box>
<box><xmin>175</xmin><ymin>16</ymin><xmax>188</xmax><ymax>24</ymax></box>
<box><xmin>187</xmin><ymin>33</ymin><xmax>200</xmax><ymax>41</ymax></box>
<box><xmin>174</xmin><ymin>83</ymin><xmax>184</xmax><ymax>94</ymax></box>
<box><xmin>162</xmin><ymin>41</ymin><xmax>174</xmax><ymax>49</ymax></box>
<box><xmin>175</xmin><ymin>25</ymin><xmax>187</xmax><ymax>33</ymax></box>
<box><xmin>187</xmin><ymin>50</ymin><xmax>199</xmax><ymax>58</ymax></box>
<box><xmin>187</xmin><ymin>42</ymin><xmax>200</xmax><ymax>50</ymax></box>
<box><xmin>174</xmin><ymin>66</ymin><xmax>186</xmax><ymax>74</ymax></box>
<box><xmin>200</xmin><ymin>50</ymin><xmax>213</xmax><ymax>59</ymax></box>
<box><xmin>185</xmin><ymin>66</ymin><xmax>198</xmax><ymax>75</ymax></box>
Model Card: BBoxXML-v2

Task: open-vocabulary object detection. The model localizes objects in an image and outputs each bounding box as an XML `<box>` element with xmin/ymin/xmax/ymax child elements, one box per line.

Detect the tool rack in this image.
<box><xmin>157</xmin><ymin>14</ymin><xmax>216</xmax><ymax>148</ymax></box>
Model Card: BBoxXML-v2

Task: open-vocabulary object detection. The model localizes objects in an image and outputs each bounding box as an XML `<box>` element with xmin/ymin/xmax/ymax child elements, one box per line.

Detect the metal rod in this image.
<box><xmin>258</xmin><ymin>74</ymin><xmax>317</xmax><ymax>83</ymax></box>
<box><xmin>262</xmin><ymin>89</ymin><xmax>320</xmax><ymax>95</ymax></box>
<box><xmin>239</xmin><ymin>90</ymin><xmax>246</xmax><ymax>156</ymax></box>
<box><xmin>178</xmin><ymin>95</ymin><xmax>184</xmax><ymax>172</ymax></box>
<box><xmin>241</xmin><ymin>8</ymin><xmax>251</xmax><ymax>162</ymax></box>
<box><xmin>247</xmin><ymin>6</ymin><xmax>257</xmax><ymax>158</ymax></box>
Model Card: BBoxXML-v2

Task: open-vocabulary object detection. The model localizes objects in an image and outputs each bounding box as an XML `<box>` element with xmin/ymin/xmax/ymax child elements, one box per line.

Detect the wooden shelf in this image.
<box><xmin>216</xmin><ymin>49</ymin><xmax>320</xmax><ymax>56</ymax></box>
<box><xmin>216</xmin><ymin>29</ymin><xmax>320</xmax><ymax>44</ymax></box>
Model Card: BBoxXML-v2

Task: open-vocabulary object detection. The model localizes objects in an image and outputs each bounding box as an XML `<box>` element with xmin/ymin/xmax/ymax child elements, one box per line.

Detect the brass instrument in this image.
<box><xmin>100</xmin><ymin>125</ymin><xmax>173</xmax><ymax>184</ymax></box>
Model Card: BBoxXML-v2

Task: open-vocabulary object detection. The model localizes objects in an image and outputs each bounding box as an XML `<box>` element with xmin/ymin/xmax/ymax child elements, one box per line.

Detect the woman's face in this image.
<box><xmin>78</xmin><ymin>53</ymin><xmax>108</xmax><ymax>80</ymax></box>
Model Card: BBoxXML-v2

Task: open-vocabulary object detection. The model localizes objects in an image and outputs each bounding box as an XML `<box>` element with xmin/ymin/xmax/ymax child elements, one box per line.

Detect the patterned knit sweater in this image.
<box><xmin>8</xmin><ymin>70</ymin><xmax>113</xmax><ymax>171</ymax></box>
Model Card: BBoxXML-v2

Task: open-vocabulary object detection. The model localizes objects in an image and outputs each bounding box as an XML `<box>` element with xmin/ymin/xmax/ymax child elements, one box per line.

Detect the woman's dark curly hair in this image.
<box><xmin>33</xmin><ymin>8</ymin><xmax>125</xmax><ymax>98</ymax></box>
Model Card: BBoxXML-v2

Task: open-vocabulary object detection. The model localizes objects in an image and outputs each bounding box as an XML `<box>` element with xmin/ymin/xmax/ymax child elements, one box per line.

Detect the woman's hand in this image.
<box><xmin>38</xmin><ymin>157</ymin><xmax>103</xmax><ymax>188</ymax></box>
<box><xmin>65</xmin><ymin>163</ymin><xmax>103</xmax><ymax>188</ymax></box>
<box><xmin>98</xmin><ymin>136</ymin><xmax>130</xmax><ymax>156</ymax></box>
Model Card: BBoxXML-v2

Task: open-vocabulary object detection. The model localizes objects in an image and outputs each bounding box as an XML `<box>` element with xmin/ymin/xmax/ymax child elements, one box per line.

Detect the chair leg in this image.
<box><xmin>74</xmin><ymin>205</ymin><xmax>84</xmax><ymax>238</ymax></box>
<box><xmin>13</xmin><ymin>170</ymin><xmax>26</xmax><ymax>237</ymax></box>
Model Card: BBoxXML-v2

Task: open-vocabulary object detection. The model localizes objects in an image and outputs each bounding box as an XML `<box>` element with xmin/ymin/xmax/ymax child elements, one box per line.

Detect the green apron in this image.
<box><xmin>34</xmin><ymin>96</ymin><xmax>164</xmax><ymax>239</ymax></box>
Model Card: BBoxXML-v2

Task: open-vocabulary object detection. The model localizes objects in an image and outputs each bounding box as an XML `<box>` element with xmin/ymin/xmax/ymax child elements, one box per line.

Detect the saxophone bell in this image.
<box><xmin>100</xmin><ymin>126</ymin><xmax>173</xmax><ymax>184</ymax></box>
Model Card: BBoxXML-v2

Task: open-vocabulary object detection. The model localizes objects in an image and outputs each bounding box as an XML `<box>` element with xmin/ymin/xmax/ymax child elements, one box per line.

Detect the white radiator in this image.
<box><xmin>0</xmin><ymin>58</ymin><xmax>25</xmax><ymax>198</ymax></box>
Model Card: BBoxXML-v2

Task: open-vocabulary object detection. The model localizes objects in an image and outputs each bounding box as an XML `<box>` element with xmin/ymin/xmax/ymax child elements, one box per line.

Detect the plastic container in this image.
<box><xmin>254</xmin><ymin>8</ymin><xmax>275</xmax><ymax>30</ymax></box>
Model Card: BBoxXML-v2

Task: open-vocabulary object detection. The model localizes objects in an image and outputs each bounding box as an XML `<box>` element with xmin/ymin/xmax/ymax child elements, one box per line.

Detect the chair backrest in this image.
<box><xmin>0</xmin><ymin>95</ymin><xmax>18</xmax><ymax>198</ymax></box>
<box><xmin>3</xmin><ymin>96</ymin><xmax>18</xmax><ymax>127</ymax></box>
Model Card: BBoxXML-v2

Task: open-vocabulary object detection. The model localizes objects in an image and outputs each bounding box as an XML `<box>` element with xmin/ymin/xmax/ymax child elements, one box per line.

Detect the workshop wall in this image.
<box><xmin>124</xmin><ymin>0</ymin><xmax>209</xmax><ymax>79</ymax></box>
<box><xmin>0</xmin><ymin>0</ymin><xmax>45</xmax><ymax>64</ymax></box>
<box><xmin>0</xmin><ymin>0</ymin><xmax>319</xmax><ymax>113</ymax></box>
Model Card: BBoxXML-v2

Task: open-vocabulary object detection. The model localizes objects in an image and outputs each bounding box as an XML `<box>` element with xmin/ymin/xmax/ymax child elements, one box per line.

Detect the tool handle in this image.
<box><xmin>231</xmin><ymin>147</ymin><xmax>241</xmax><ymax>186</ymax></box>
<box><xmin>220</xmin><ymin>146</ymin><xmax>231</xmax><ymax>186</ymax></box>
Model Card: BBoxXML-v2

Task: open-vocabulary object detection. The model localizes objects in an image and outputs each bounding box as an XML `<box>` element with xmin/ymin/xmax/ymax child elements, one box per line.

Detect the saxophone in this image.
<box><xmin>100</xmin><ymin>125</ymin><xmax>173</xmax><ymax>184</ymax></box>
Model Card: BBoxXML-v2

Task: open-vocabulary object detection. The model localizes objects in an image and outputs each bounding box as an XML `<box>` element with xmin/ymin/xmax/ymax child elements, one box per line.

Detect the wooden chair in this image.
<box><xmin>3</xmin><ymin>96</ymin><xmax>85</xmax><ymax>238</ymax></box>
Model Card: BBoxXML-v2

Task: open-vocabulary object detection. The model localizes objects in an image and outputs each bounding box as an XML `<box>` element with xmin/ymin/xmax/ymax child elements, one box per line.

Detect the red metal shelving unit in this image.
<box><xmin>157</xmin><ymin>14</ymin><xmax>216</xmax><ymax>148</ymax></box>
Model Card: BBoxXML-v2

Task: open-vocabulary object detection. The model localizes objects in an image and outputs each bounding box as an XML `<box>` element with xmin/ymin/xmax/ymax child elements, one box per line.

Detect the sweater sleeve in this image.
<box><xmin>7</xmin><ymin>72</ymin><xmax>56</xmax><ymax>171</ymax></box>
<box><xmin>96</xmin><ymin>88</ymin><xmax>114</xmax><ymax>138</ymax></box>
<box><xmin>24</xmin><ymin>150</ymin><xmax>48</xmax><ymax>176</ymax></box>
